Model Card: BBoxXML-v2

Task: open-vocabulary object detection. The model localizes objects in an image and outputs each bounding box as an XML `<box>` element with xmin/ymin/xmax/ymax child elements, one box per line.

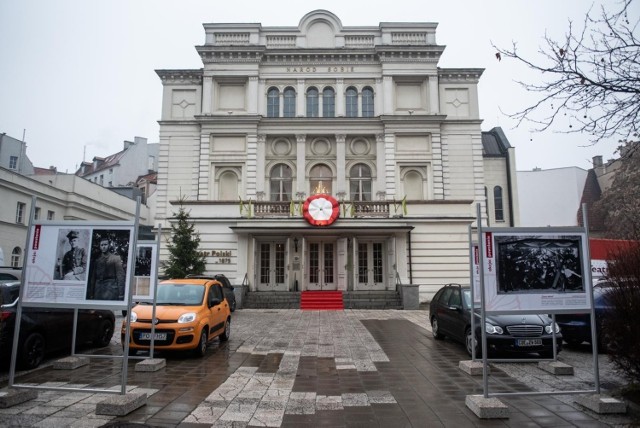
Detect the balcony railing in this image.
<box><xmin>245</xmin><ymin>200</ymin><xmax>395</xmax><ymax>218</ymax></box>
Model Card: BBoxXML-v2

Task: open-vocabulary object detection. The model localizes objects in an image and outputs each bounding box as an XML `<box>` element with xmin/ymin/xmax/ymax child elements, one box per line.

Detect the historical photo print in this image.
<box><xmin>54</xmin><ymin>228</ymin><xmax>90</xmax><ymax>281</ymax></box>
<box><xmin>86</xmin><ymin>229</ymin><xmax>130</xmax><ymax>301</ymax></box>
<box><xmin>133</xmin><ymin>244</ymin><xmax>153</xmax><ymax>298</ymax></box>
<box><xmin>496</xmin><ymin>235</ymin><xmax>585</xmax><ymax>295</ymax></box>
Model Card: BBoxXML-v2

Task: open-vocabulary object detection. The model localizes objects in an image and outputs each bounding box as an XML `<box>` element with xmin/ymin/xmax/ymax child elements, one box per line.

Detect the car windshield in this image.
<box><xmin>462</xmin><ymin>289</ymin><xmax>472</xmax><ymax>308</ymax></box>
<box><xmin>153</xmin><ymin>283</ymin><xmax>205</xmax><ymax>306</ymax></box>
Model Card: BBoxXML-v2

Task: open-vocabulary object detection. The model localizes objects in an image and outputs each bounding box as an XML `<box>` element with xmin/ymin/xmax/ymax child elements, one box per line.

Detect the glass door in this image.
<box><xmin>257</xmin><ymin>242</ymin><xmax>286</xmax><ymax>291</ymax></box>
<box><xmin>357</xmin><ymin>241</ymin><xmax>386</xmax><ymax>290</ymax></box>
<box><xmin>307</xmin><ymin>241</ymin><xmax>336</xmax><ymax>290</ymax></box>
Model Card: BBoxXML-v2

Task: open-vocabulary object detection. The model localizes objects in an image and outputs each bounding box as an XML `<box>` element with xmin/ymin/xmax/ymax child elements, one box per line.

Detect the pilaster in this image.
<box><xmin>383</xmin><ymin>76</ymin><xmax>393</xmax><ymax>115</ymax></box>
<box><xmin>296</xmin><ymin>134</ymin><xmax>306</xmax><ymax>194</ymax></box>
<box><xmin>246</xmin><ymin>134</ymin><xmax>258</xmax><ymax>198</ymax></box>
<box><xmin>336</xmin><ymin>79</ymin><xmax>345</xmax><ymax>117</ymax></box>
<box><xmin>248</xmin><ymin>76</ymin><xmax>258</xmax><ymax>114</ymax></box>
<box><xmin>428</xmin><ymin>75</ymin><xmax>439</xmax><ymax>114</ymax></box>
<box><xmin>198</xmin><ymin>133</ymin><xmax>210</xmax><ymax>200</ymax></box>
<box><xmin>297</xmin><ymin>79</ymin><xmax>305</xmax><ymax>117</ymax></box>
<box><xmin>336</xmin><ymin>134</ymin><xmax>346</xmax><ymax>195</ymax></box>
<box><xmin>202</xmin><ymin>77</ymin><xmax>213</xmax><ymax>114</ymax></box>
<box><xmin>256</xmin><ymin>134</ymin><xmax>266</xmax><ymax>194</ymax></box>
<box><xmin>384</xmin><ymin>133</ymin><xmax>396</xmax><ymax>198</ymax></box>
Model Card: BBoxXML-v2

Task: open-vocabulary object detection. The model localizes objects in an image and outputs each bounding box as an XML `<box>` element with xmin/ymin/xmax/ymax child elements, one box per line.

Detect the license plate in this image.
<box><xmin>516</xmin><ymin>338</ymin><xmax>542</xmax><ymax>347</ymax></box>
<box><xmin>139</xmin><ymin>332</ymin><xmax>167</xmax><ymax>341</ymax></box>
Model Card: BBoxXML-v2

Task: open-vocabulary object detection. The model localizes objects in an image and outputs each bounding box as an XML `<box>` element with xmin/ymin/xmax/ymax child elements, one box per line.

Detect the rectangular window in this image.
<box><xmin>100</xmin><ymin>175</ymin><xmax>104</xmax><ymax>186</ymax></box>
<box><xmin>47</xmin><ymin>210</ymin><xmax>55</xmax><ymax>220</ymax></box>
<box><xmin>9</xmin><ymin>156</ymin><xmax>18</xmax><ymax>170</ymax></box>
<box><xmin>16</xmin><ymin>202</ymin><xmax>26</xmax><ymax>224</ymax></box>
<box><xmin>34</xmin><ymin>207</ymin><xmax>41</xmax><ymax>220</ymax></box>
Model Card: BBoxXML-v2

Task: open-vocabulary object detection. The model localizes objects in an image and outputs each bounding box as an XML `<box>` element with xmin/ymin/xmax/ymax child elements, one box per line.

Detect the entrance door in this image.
<box><xmin>307</xmin><ymin>241</ymin><xmax>336</xmax><ymax>290</ymax></box>
<box><xmin>257</xmin><ymin>242</ymin><xmax>287</xmax><ymax>291</ymax></box>
<box><xmin>356</xmin><ymin>241</ymin><xmax>386</xmax><ymax>290</ymax></box>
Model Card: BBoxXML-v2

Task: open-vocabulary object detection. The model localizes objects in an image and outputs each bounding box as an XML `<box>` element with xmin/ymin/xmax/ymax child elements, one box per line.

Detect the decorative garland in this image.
<box><xmin>303</xmin><ymin>194</ymin><xmax>340</xmax><ymax>226</ymax></box>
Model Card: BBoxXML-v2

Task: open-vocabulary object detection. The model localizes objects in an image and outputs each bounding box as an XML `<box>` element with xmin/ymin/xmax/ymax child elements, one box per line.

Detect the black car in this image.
<box><xmin>555</xmin><ymin>281</ymin><xmax>613</xmax><ymax>350</ymax></box>
<box><xmin>186</xmin><ymin>274</ymin><xmax>236</xmax><ymax>312</ymax></box>
<box><xmin>0</xmin><ymin>281</ymin><xmax>116</xmax><ymax>369</ymax></box>
<box><xmin>429</xmin><ymin>283</ymin><xmax>562</xmax><ymax>358</ymax></box>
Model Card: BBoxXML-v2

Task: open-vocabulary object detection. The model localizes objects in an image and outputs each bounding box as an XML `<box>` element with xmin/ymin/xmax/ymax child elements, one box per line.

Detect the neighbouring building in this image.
<box><xmin>0</xmin><ymin>133</ymin><xmax>34</xmax><ymax>175</ymax></box>
<box><xmin>76</xmin><ymin>136</ymin><xmax>159</xmax><ymax>189</ymax></box>
<box><xmin>0</xmin><ymin>167</ymin><xmax>151</xmax><ymax>268</ymax></box>
<box><xmin>154</xmin><ymin>10</ymin><xmax>519</xmax><ymax>303</ymax></box>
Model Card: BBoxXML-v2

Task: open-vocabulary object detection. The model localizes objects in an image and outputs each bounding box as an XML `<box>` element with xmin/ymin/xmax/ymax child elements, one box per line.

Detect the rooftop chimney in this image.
<box><xmin>592</xmin><ymin>155</ymin><xmax>603</xmax><ymax>168</ymax></box>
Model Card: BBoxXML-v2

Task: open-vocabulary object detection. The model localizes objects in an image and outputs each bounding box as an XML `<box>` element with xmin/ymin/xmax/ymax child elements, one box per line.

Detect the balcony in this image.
<box><xmin>247</xmin><ymin>200</ymin><xmax>395</xmax><ymax>219</ymax></box>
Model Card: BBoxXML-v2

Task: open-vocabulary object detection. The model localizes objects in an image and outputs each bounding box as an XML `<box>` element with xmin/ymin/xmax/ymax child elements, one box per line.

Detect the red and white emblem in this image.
<box><xmin>303</xmin><ymin>194</ymin><xmax>340</xmax><ymax>226</ymax></box>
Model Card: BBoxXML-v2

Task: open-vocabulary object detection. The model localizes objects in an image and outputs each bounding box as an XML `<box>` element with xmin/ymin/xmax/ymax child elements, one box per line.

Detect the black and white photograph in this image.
<box><xmin>133</xmin><ymin>243</ymin><xmax>157</xmax><ymax>300</ymax></box>
<box><xmin>86</xmin><ymin>229</ymin><xmax>131</xmax><ymax>301</ymax></box>
<box><xmin>53</xmin><ymin>228</ymin><xmax>90</xmax><ymax>281</ymax></box>
<box><xmin>495</xmin><ymin>235</ymin><xmax>585</xmax><ymax>295</ymax></box>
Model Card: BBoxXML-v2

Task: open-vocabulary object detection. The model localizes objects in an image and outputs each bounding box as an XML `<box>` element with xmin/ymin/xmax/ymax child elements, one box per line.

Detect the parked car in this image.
<box><xmin>429</xmin><ymin>283</ymin><xmax>562</xmax><ymax>358</ymax></box>
<box><xmin>187</xmin><ymin>274</ymin><xmax>236</xmax><ymax>312</ymax></box>
<box><xmin>555</xmin><ymin>281</ymin><xmax>613</xmax><ymax>350</ymax></box>
<box><xmin>0</xmin><ymin>267</ymin><xmax>22</xmax><ymax>281</ymax></box>
<box><xmin>0</xmin><ymin>280</ymin><xmax>115</xmax><ymax>369</ymax></box>
<box><xmin>121</xmin><ymin>277</ymin><xmax>231</xmax><ymax>356</ymax></box>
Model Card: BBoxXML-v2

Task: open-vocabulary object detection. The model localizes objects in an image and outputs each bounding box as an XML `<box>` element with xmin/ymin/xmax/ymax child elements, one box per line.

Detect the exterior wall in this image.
<box><xmin>517</xmin><ymin>167</ymin><xmax>587</xmax><ymax>227</ymax></box>
<box><xmin>0</xmin><ymin>167</ymin><xmax>151</xmax><ymax>268</ymax></box>
<box><xmin>0</xmin><ymin>133</ymin><xmax>34</xmax><ymax>175</ymax></box>
<box><xmin>154</xmin><ymin>11</ymin><xmax>518</xmax><ymax>302</ymax></box>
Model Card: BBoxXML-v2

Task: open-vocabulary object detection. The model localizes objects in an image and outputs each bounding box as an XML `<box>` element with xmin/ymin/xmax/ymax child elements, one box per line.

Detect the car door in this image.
<box><xmin>445</xmin><ymin>287</ymin><xmax>467</xmax><ymax>342</ymax></box>
<box><xmin>433</xmin><ymin>287</ymin><xmax>454</xmax><ymax>336</ymax></box>
<box><xmin>207</xmin><ymin>283</ymin><xmax>227</xmax><ymax>338</ymax></box>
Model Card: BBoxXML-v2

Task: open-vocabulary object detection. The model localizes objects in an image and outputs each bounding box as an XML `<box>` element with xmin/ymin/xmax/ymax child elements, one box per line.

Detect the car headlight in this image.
<box><xmin>129</xmin><ymin>311</ymin><xmax>137</xmax><ymax>323</ymax></box>
<box><xmin>485</xmin><ymin>323</ymin><xmax>503</xmax><ymax>335</ymax></box>
<box><xmin>545</xmin><ymin>323</ymin><xmax>561</xmax><ymax>334</ymax></box>
<box><xmin>178</xmin><ymin>312</ymin><xmax>196</xmax><ymax>324</ymax></box>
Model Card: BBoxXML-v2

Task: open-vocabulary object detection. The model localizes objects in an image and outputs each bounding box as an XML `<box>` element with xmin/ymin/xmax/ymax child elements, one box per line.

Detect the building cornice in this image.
<box><xmin>156</xmin><ymin>69</ymin><xmax>203</xmax><ymax>84</ymax></box>
<box><xmin>438</xmin><ymin>68</ymin><xmax>484</xmax><ymax>82</ymax></box>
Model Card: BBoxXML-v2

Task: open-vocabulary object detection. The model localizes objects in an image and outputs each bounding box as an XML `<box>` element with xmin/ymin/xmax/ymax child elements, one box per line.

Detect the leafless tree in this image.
<box><xmin>494</xmin><ymin>0</ymin><xmax>639</xmax><ymax>143</ymax></box>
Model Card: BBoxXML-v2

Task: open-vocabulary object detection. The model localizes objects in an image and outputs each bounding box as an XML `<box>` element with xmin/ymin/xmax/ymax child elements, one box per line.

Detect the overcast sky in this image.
<box><xmin>0</xmin><ymin>0</ymin><xmax>627</xmax><ymax>174</ymax></box>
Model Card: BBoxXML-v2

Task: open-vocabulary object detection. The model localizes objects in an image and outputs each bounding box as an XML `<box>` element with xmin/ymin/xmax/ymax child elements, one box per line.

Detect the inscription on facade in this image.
<box><xmin>198</xmin><ymin>250</ymin><xmax>232</xmax><ymax>264</ymax></box>
<box><xmin>286</xmin><ymin>66</ymin><xmax>355</xmax><ymax>73</ymax></box>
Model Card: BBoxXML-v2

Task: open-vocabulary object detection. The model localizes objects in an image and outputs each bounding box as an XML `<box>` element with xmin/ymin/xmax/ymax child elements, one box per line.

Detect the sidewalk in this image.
<box><xmin>0</xmin><ymin>309</ymin><xmax>637</xmax><ymax>427</ymax></box>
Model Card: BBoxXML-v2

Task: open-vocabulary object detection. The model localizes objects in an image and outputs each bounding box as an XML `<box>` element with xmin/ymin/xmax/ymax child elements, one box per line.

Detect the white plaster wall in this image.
<box><xmin>517</xmin><ymin>167</ymin><xmax>587</xmax><ymax>227</ymax></box>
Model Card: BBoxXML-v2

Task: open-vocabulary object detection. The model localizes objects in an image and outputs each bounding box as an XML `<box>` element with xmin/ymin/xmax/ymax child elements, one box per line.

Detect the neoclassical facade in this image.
<box><xmin>155</xmin><ymin>10</ymin><xmax>517</xmax><ymax>302</ymax></box>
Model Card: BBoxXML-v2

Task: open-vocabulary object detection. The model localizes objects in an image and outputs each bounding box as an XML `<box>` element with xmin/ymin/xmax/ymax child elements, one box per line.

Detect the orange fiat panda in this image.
<box><xmin>121</xmin><ymin>277</ymin><xmax>231</xmax><ymax>356</ymax></box>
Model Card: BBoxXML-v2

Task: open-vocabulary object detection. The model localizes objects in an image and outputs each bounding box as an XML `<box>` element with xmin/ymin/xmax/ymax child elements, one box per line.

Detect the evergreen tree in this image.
<box><xmin>163</xmin><ymin>203</ymin><xmax>206</xmax><ymax>278</ymax></box>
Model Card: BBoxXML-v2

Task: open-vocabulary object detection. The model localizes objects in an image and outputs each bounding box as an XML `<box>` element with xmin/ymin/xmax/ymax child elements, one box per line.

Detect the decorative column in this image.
<box><xmin>375</xmin><ymin>78</ymin><xmax>383</xmax><ymax>117</ymax></box>
<box><xmin>336</xmin><ymin>79</ymin><xmax>345</xmax><ymax>117</ymax></box>
<box><xmin>319</xmin><ymin>92</ymin><xmax>324</xmax><ymax>118</ymax></box>
<box><xmin>198</xmin><ymin>133</ymin><xmax>211</xmax><ymax>200</ymax></box>
<box><xmin>296</xmin><ymin>134</ymin><xmax>306</xmax><ymax>196</ymax></box>
<box><xmin>297</xmin><ymin>79</ymin><xmax>305</xmax><ymax>117</ymax></box>
<box><xmin>279</xmin><ymin>92</ymin><xmax>284</xmax><ymax>117</ymax></box>
<box><xmin>256</xmin><ymin>134</ymin><xmax>266</xmax><ymax>195</ymax></box>
<box><xmin>357</xmin><ymin>92</ymin><xmax>362</xmax><ymax>117</ymax></box>
<box><xmin>246</xmin><ymin>134</ymin><xmax>258</xmax><ymax>199</ymax></box>
<box><xmin>248</xmin><ymin>76</ymin><xmax>258</xmax><ymax>114</ymax></box>
<box><xmin>202</xmin><ymin>76</ymin><xmax>213</xmax><ymax>114</ymax></box>
<box><xmin>376</xmin><ymin>133</ymin><xmax>386</xmax><ymax>198</ymax></box>
<box><xmin>428</xmin><ymin>75</ymin><xmax>439</xmax><ymax>114</ymax></box>
<box><xmin>336</xmin><ymin>134</ymin><xmax>346</xmax><ymax>196</ymax></box>
<box><xmin>257</xmin><ymin>79</ymin><xmax>266</xmax><ymax>116</ymax></box>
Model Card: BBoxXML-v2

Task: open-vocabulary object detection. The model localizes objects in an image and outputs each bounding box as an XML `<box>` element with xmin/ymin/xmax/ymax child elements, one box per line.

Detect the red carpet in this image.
<box><xmin>300</xmin><ymin>291</ymin><xmax>344</xmax><ymax>310</ymax></box>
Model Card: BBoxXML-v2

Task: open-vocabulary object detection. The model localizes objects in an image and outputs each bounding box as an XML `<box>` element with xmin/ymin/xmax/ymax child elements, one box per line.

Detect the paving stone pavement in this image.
<box><xmin>0</xmin><ymin>309</ymin><xmax>638</xmax><ymax>427</ymax></box>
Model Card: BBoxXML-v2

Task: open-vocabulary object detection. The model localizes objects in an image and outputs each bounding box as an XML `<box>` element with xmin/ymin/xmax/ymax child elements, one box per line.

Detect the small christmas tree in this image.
<box><xmin>163</xmin><ymin>202</ymin><xmax>206</xmax><ymax>278</ymax></box>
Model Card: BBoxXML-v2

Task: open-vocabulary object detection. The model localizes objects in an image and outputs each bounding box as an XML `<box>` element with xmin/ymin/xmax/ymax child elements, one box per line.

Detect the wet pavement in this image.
<box><xmin>0</xmin><ymin>309</ymin><xmax>638</xmax><ymax>427</ymax></box>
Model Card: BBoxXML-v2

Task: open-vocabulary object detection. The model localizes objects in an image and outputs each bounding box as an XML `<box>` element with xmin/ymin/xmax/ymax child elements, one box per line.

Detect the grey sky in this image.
<box><xmin>0</xmin><ymin>0</ymin><xmax>625</xmax><ymax>174</ymax></box>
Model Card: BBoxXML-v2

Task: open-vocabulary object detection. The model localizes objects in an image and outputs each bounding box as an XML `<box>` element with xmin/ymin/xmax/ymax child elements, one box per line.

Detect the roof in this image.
<box><xmin>75</xmin><ymin>150</ymin><xmax>126</xmax><ymax>176</ymax></box>
<box><xmin>481</xmin><ymin>127</ymin><xmax>512</xmax><ymax>157</ymax></box>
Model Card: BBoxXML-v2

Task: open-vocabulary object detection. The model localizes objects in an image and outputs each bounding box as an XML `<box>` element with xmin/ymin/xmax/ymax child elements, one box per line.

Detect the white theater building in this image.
<box><xmin>155</xmin><ymin>10</ymin><xmax>518</xmax><ymax>304</ymax></box>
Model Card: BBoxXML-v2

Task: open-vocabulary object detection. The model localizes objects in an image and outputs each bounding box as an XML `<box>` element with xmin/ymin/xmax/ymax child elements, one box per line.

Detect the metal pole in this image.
<box><xmin>475</xmin><ymin>203</ymin><xmax>489</xmax><ymax>398</ymax></box>
<box><xmin>582</xmin><ymin>202</ymin><xmax>600</xmax><ymax>393</ymax></box>
<box><xmin>9</xmin><ymin>196</ymin><xmax>37</xmax><ymax>386</ymax></box>
<box><xmin>150</xmin><ymin>224</ymin><xmax>162</xmax><ymax>358</ymax></box>
<box><xmin>120</xmin><ymin>197</ymin><xmax>141</xmax><ymax>395</ymax></box>
<box><xmin>468</xmin><ymin>225</ymin><xmax>476</xmax><ymax>361</ymax></box>
<box><xmin>71</xmin><ymin>309</ymin><xmax>78</xmax><ymax>356</ymax></box>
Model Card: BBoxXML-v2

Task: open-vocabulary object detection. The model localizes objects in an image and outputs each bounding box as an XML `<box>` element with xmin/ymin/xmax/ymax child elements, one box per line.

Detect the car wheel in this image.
<box><xmin>220</xmin><ymin>318</ymin><xmax>231</xmax><ymax>342</ymax></box>
<box><xmin>465</xmin><ymin>328</ymin><xmax>479</xmax><ymax>357</ymax></box>
<box><xmin>93</xmin><ymin>319</ymin><xmax>115</xmax><ymax>348</ymax></box>
<box><xmin>20</xmin><ymin>332</ymin><xmax>45</xmax><ymax>370</ymax></box>
<box><xmin>431</xmin><ymin>317</ymin><xmax>444</xmax><ymax>340</ymax></box>
<box><xmin>195</xmin><ymin>329</ymin><xmax>208</xmax><ymax>357</ymax></box>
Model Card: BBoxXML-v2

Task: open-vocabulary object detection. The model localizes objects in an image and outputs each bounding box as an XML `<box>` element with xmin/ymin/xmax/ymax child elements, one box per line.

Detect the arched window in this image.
<box><xmin>323</xmin><ymin>87</ymin><xmax>335</xmax><ymax>117</ymax></box>
<box><xmin>267</xmin><ymin>87</ymin><xmax>280</xmax><ymax>118</ymax></box>
<box><xmin>310</xmin><ymin>164</ymin><xmax>332</xmax><ymax>195</ymax></box>
<box><xmin>270</xmin><ymin>164</ymin><xmax>293</xmax><ymax>201</ymax></box>
<box><xmin>494</xmin><ymin>186</ymin><xmax>504</xmax><ymax>221</ymax></box>
<box><xmin>283</xmin><ymin>87</ymin><xmax>296</xmax><ymax>118</ymax></box>
<box><xmin>346</xmin><ymin>87</ymin><xmax>358</xmax><ymax>117</ymax></box>
<box><xmin>404</xmin><ymin>170</ymin><xmax>424</xmax><ymax>200</ymax></box>
<box><xmin>306</xmin><ymin>87</ymin><xmax>319</xmax><ymax>117</ymax></box>
<box><xmin>11</xmin><ymin>247</ymin><xmax>21</xmax><ymax>268</ymax></box>
<box><xmin>349</xmin><ymin>164</ymin><xmax>372</xmax><ymax>201</ymax></box>
<box><xmin>362</xmin><ymin>87</ymin><xmax>374</xmax><ymax>117</ymax></box>
<box><xmin>218</xmin><ymin>171</ymin><xmax>238</xmax><ymax>200</ymax></box>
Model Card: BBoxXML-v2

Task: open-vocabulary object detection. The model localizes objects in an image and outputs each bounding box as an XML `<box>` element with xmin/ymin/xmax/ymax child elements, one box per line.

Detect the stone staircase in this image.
<box><xmin>242</xmin><ymin>290</ymin><xmax>403</xmax><ymax>310</ymax></box>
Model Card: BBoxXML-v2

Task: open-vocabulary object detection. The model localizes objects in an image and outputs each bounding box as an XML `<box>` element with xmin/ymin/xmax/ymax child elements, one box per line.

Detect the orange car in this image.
<box><xmin>121</xmin><ymin>277</ymin><xmax>231</xmax><ymax>356</ymax></box>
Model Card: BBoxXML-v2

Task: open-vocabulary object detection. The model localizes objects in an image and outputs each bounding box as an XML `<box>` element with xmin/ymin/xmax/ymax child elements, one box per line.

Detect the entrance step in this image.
<box><xmin>242</xmin><ymin>290</ymin><xmax>403</xmax><ymax>310</ymax></box>
<box><xmin>300</xmin><ymin>291</ymin><xmax>344</xmax><ymax>310</ymax></box>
